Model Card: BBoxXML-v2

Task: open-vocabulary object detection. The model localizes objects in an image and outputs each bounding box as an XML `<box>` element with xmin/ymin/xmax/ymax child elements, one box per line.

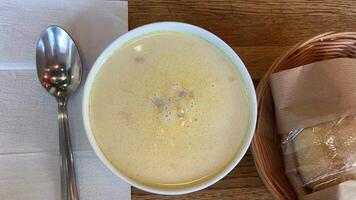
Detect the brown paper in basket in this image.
<box><xmin>270</xmin><ymin>58</ymin><xmax>356</xmax><ymax>134</ymax></box>
<box><xmin>269</xmin><ymin>58</ymin><xmax>356</xmax><ymax>199</ymax></box>
<box><xmin>300</xmin><ymin>181</ymin><xmax>356</xmax><ymax>200</ymax></box>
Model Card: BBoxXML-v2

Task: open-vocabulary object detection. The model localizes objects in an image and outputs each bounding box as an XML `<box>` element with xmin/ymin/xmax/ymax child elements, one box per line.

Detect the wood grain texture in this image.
<box><xmin>129</xmin><ymin>0</ymin><xmax>356</xmax><ymax>81</ymax></box>
<box><xmin>129</xmin><ymin>0</ymin><xmax>356</xmax><ymax>199</ymax></box>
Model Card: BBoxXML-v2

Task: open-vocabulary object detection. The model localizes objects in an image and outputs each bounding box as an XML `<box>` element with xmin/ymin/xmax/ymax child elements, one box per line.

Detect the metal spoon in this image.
<box><xmin>36</xmin><ymin>26</ymin><xmax>81</xmax><ymax>200</ymax></box>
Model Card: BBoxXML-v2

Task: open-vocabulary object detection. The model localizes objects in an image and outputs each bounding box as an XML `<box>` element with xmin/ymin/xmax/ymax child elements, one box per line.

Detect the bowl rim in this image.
<box><xmin>82</xmin><ymin>21</ymin><xmax>257</xmax><ymax>195</ymax></box>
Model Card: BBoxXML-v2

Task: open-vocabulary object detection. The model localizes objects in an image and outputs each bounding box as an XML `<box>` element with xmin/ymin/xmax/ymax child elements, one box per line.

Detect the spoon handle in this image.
<box><xmin>58</xmin><ymin>100</ymin><xmax>79</xmax><ymax>200</ymax></box>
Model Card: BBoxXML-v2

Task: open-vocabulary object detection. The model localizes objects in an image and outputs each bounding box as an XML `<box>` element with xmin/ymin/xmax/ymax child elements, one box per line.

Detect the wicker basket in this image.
<box><xmin>251</xmin><ymin>32</ymin><xmax>356</xmax><ymax>200</ymax></box>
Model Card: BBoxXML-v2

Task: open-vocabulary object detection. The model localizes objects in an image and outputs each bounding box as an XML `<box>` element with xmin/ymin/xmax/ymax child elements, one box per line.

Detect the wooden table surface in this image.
<box><xmin>128</xmin><ymin>1</ymin><xmax>356</xmax><ymax>199</ymax></box>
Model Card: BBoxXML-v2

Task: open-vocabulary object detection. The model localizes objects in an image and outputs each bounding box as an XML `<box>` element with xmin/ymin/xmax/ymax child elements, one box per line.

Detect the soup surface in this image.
<box><xmin>89</xmin><ymin>31</ymin><xmax>250</xmax><ymax>188</ymax></box>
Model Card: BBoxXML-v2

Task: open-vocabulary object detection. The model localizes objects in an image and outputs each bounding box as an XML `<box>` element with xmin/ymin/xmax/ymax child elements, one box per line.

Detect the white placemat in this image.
<box><xmin>0</xmin><ymin>0</ymin><xmax>130</xmax><ymax>199</ymax></box>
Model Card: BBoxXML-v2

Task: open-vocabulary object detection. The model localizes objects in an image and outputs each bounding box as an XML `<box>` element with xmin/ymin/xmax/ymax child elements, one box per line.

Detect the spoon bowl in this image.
<box><xmin>36</xmin><ymin>26</ymin><xmax>82</xmax><ymax>100</ymax></box>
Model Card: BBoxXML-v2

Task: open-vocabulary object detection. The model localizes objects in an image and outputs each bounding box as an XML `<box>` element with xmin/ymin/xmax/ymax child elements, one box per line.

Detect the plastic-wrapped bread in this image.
<box><xmin>292</xmin><ymin>116</ymin><xmax>356</xmax><ymax>191</ymax></box>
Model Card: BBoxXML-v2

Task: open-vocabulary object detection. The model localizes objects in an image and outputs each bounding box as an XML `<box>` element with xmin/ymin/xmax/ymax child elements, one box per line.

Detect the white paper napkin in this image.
<box><xmin>0</xmin><ymin>0</ymin><xmax>130</xmax><ymax>199</ymax></box>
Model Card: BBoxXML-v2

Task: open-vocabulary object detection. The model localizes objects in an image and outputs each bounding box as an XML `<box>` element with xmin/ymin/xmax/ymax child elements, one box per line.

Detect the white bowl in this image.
<box><xmin>82</xmin><ymin>22</ymin><xmax>257</xmax><ymax>195</ymax></box>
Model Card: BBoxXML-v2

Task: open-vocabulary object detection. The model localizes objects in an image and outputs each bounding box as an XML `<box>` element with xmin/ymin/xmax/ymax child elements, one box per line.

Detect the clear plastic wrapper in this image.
<box><xmin>282</xmin><ymin>116</ymin><xmax>356</xmax><ymax>192</ymax></box>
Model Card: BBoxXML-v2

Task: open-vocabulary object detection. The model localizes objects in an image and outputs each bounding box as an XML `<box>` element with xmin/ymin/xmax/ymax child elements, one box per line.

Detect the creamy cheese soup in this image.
<box><xmin>89</xmin><ymin>31</ymin><xmax>250</xmax><ymax>189</ymax></box>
